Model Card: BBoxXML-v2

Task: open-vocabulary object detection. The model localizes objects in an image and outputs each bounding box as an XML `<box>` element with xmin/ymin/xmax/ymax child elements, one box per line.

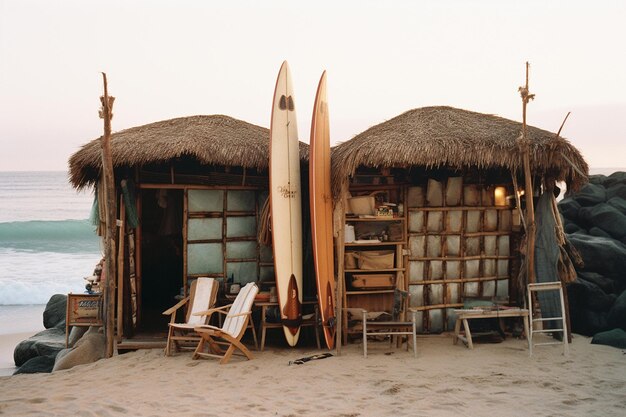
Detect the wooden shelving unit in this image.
<box><xmin>340</xmin><ymin>179</ymin><xmax>408</xmax><ymax>344</ymax></box>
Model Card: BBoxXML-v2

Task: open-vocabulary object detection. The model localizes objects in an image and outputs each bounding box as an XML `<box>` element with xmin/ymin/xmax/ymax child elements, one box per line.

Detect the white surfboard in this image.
<box><xmin>270</xmin><ymin>61</ymin><xmax>303</xmax><ymax>346</ymax></box>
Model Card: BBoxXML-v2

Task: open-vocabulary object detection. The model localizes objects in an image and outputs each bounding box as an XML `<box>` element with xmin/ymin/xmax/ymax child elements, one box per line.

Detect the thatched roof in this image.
<box><xmin>69</xmin><ymin>114</ymin><xmax>309</xmax><ymax>189</ymax></box>
<box><xmin>332</xmin><ymin>106</ymin><xmax>588</xmax><ymax>194</ymax></box>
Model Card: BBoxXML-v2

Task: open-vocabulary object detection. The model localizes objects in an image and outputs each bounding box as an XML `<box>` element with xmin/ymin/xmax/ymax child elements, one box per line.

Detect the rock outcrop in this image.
<box><xmin>559</xmin><ymin>172</ymin><xmax>626</xmax><ymax>344</ymax></box>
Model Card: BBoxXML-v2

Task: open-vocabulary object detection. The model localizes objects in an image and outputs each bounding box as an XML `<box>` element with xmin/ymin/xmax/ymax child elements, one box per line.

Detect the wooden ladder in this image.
<box><xmin>527</xmin><ymin>282</ymin><xmax>569</xmax><ymax>356</ymax></box>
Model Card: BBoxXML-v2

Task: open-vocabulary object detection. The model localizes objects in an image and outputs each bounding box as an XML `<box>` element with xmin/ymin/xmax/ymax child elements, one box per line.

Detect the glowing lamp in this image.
<box><xmin>494</xmin><ymin>186</ymin><xmax>507</xmax><ymax>206</ymax></box>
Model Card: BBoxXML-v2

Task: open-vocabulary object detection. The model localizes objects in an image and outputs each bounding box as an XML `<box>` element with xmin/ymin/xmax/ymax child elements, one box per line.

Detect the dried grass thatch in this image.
<box><xmin>69</xmin><ymin>114</ymin><xmax>309</xmax><ymax>189</ymax></box>
<box><xmin>332</xmin><ymin>106</ymin><xmax>588</xmax><ymax>196</ymax></box>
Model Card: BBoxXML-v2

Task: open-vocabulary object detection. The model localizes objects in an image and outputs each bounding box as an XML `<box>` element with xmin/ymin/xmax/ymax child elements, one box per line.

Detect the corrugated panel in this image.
<box><xmin>447</xmin><ymin>283</ymin><xmax>461</xmax><ymax>303</ymax></box>
<box><xmin>409</xmin><ymin>235</ymin><xmax>425</xmax><ymax>258</ymax></box>
<box><xmin>409</xmin><ymin>211</ymin><xmax>424</xmax><ymax>232</ymax></box>
<box><xmin>426</xmin><ymin>179</ymin><xmax>443</xmax><ymax>206</ymax></box>
<box><xmin>429</xmin><ymin>309</ymin><xmax>444</xmax><ymax>333</ymax></box>
<box><xmin>409</xmin><ymin>284</ymin><xmax>424</xmax><ymax>307</ymax></box>
<box><xmin>429</xmin><ymin>261</ymin><xmax>443</xmax><ymax>280</ymax></box>
<box><xmin>466</xmin><ymin>237</ymin><xmax>480</xmax><ymax>256</ymax></box>
<box><xmin>429</xmin><ymin>283</ymin><xmax>444</xmax><ymax>304</ymax></box>
<box><xmin>498</xmin><ymin>235</ymin><xmax>510</xmax><ymax>256</ymax></box>
<box><xmin>426</xmin><ymin>235</ymin><xmax>442</xmax><ymax>257</ymax></box>
<box><xmin>427</xmin><ymin>211</ymin><xmax>443</xmax><ymax>232</ymax></box>
<box><xmin>497</xmin><ymin>259</ymin><xmax>509</xmax><ymax>277</ymax></box>
<box><xmin>463</xmin><ymin>185</ymin><xmax>480</xmax><ymax>206</ymax></box>
<box><xmin>447</xmin><ymin>210</ymin><xmax>463</xmax><ymax>232</ymax></box>
<box><xmin>446</xmin><ymin>261</ymin><xmax>461</xmax><ymax>279</ymax></box>
<box><xmin>464</xmin><ymin>281</ymin><xmax>479</xmax><ymax>297</ymax></box>
<box><xmin>499</xmin><ymin>210</ymin><xmax>512</xmax><ymax>231</ymax></box>
<box><xmin>483</xmin><ymin>259</ymin><xmax>496</xmax><ymax>277</ymax></box>
<box><xmin>445</xmin><ymin>235</ymin><xmax>461</xmax><ymax>256</ymax></box>
<box><xmin>465</xmin><ymin>260</ymin><xmax>480</xmax><ymax>278</ymax></box>
<box><xmin>409</xmin><ymin>260</ymin><xmax>425</xmax><ymax>281</ymax></box>
<box><xmin>414</xmin><ymin>310</ymin><xmax>424</xmax><ymax>333</ymax></box>
<box><xmin>482</xmin><ymin>280</ymin><xmax>496</xmax><ymax>297</ymax></box>
<box><xmin>466</xmin><ymin>210</ymin><xmax>481</xmax><ymax>232</ymax></box>
<box><xmin>446</xmin><ymin>177</ymin><xmax>463</xmax><ymax>206</ymax></box>
<box><xmin>496</xmin><ymin>279</ymin><xmax>509</xmax><ymax>298</ymax></box>
<box><xmin>407</xmin><ymin>186</ymin><xmax>424</xmax><ymax>208</ymax></box>
<box><xmin>484</xmin><ymin>209</ymin><xmax>498</xmax><ymax>231</ymax></box>
<box><xmin>484</xmin><ymin>235</ymin><xmax>496</xmax><ymax>256</ymax></box>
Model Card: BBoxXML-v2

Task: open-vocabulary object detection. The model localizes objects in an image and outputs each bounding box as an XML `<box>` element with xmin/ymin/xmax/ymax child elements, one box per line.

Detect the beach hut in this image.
<box><xmin>332</xmin><ymin>106</ymin><xmax>588</xmax><ymax>342</ymax></box>
<box><xmin>69</xmin><ymin>114</ymin><xmax>309</xmax><ymax>349</ymax></box>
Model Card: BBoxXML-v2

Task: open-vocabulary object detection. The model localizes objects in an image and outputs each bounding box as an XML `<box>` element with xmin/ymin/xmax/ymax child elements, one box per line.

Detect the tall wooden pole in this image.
<box><xmin>100</xmin><ymin>73</ymin><xmax>117</xmax><ymax>357</ymax></box>
<box><xmin>518</xmin><ymin>62</ymin><xmax>536</xmax><ymax>284</ymax></box>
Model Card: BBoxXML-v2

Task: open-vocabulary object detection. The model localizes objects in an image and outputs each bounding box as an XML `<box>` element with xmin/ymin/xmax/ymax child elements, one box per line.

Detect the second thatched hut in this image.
<box><xmin>332</xmin><ymin>106</ymin><xmax>588</xmax><ymax>341</ymax></box>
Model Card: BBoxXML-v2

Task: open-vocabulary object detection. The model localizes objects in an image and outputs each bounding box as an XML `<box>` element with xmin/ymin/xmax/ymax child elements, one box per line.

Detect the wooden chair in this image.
<box><xmin>193</xmin><ymin>282</ymin><xmax>259</xmax><ymax>364</ymax></box>
<box><xmin>162</xmin><ymin>277</ymin><xmax>218</xmax><ymax>356</ymax></box>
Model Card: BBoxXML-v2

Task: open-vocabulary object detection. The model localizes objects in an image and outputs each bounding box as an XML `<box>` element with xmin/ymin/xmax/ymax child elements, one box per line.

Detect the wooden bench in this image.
<box><xmin>453</xmin><ymin>308</ymin><xmax>530</xmax><ymax>350</ymax></box>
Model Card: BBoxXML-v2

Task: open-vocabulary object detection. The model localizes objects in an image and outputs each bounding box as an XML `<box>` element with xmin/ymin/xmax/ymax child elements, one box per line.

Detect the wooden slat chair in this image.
<box><xmin>162</xmin><ymin>277</ymin><xmax>218</xmax><ymax>356</ymax></box>
<box><xmin>192</xmin><ymin>282</ymin><xmax>259</xmax><ymax>364</ymax></box>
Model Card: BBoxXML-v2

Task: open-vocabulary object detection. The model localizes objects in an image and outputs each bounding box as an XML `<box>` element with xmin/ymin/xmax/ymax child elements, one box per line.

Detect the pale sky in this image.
<box><xmin>1</xmin><ymin>0</ymin><xmax>625</xmax><ymax>172</ymax></box>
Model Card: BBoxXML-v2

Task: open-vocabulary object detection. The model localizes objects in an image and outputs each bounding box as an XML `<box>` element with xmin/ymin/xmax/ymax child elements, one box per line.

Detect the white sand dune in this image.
<box><xmin>1</xmin><ymin>334</ymin><xmax>625</xmax><ymax>416</ymax></box>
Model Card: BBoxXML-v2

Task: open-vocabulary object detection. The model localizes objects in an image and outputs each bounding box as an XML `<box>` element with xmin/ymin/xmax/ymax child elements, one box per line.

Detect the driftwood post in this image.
<box><xmin>99</xmin><ymin>73</ymin><xmax>117</xmax><ymax>357</ymax></box>
<box><xmin>518</xmin><ymin>62</ymin><xmax>536</xmax><ymax>284</ymax></box>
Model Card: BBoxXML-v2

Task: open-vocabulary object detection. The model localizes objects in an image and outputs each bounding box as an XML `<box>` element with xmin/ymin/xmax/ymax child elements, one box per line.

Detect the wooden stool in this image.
<box><xmin>361</xmin><ymin>309</ymin><xmax>418</xmax><ymax>358</ymax></box>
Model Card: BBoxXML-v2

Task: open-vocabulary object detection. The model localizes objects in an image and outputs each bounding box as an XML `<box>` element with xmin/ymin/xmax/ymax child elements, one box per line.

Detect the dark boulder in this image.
<box><xmin>567</xmin><ymin>278</ymin><xmax>616</xmax><ymax>312</ymax></box>
<box><xmin>589</xmin><ymin>227</ymin><xmax>611</xmax><ymax>238</ymax></box>
<box><xmin>587</xmin><ymin>204</ymin><xmax>626</xmax><ymax>239</ymax></box>
<box><xmin>564</xmin><ymin>222</ymin><xmax>584</xmax><ymax>234</ymax></box>
<box><xmin>608</xmin><ymin>197</ymin><xmax>626</xmax><ymax>215</ymax></box>
<box><xmin>604</xmin><ymin>171</ymin><xmax>626</xmax><ymax>188</ymax></box>
<box><xmin>13</xmin><ymin>355</ymin><xmax>56</xmax><ymax>375</ymax></box>
<box><xmin>591</xmin><ymin>328</ymin><xmax>626</xmax><ymax>349</ymax></box>
<box><xmin>568</xmin><ymin>234</ymin><xmax>626</xmax><ymax>281</ymax></box>
<box><xmin>607</xmin><ymin>184</ymin><xmax>626</xmax><ymax>201</ymax></box>
<box><xmin>588</xmin><ymin>174</ymin><xmax>607</xmax><ymax>186</ymax></box>
<box><xmin>578</xmin><ymin>271</ymin><xmax>618</xmax><ymax>294</ymax></box>
<box><xmin>13</xmin><ymin>327</ymin><xmax>65</xmax><ymax>366</ymax></box>
<box><xmin>569</xmin><ymin>308</ymin><xmax>609</xmax><ymax>336</ymax></box>
<box><xmin>573</xmin><ymin>183</ymin><xmax>606</xmax><ymax>207</ymax></box>
<box><xmin>558</xmin><ymin>198</ymin><xmax>582</xmax><ymax>222</ymax></box>
<box><xmin>43</xmin><ymin>294</ymin><xmax>67</xmax><ymax>329</ymax></box>
<box><xmin>607</xmin><ymin>291</ymin><xmax>626</xmax><ymax>330</ymax></box>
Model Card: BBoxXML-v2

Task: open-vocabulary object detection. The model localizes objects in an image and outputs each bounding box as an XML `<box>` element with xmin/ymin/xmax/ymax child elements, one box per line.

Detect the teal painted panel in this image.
<box><xmin>227</xmin><ymin>190</ymin><xmax>255</xmax><ymax>211</ymax></box>
<box><xmin>188</xmin><ymin>218</ymin><xmax>222</xmax><ymax>240</ymax></box>
<box><xmin>187</xmin><ymin>243</ymin><xmax>223</xmax><ymax>274</ymax></box>
<box><xmin>226</xmin><ymin>216</ymin><xmax>256</xmax><ymax>238</ymax></box>
<box><xmin>188</xmin><ymin>190</ymin><xmax>223</xmax><ymax>212</ymax></box>
<box><xmin>226</xmin><ymin>241</ymin><xmax>257</xmax><ymax>259</ymax></box>
<box><xmin>226</xmin><ymin>262</ymin><xmax>257</xmax><ymax>283</ymax></box>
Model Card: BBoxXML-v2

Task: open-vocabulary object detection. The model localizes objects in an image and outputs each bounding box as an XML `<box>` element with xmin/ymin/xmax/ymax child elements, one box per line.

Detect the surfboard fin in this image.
<box><xmin>282</xmin><ymin>274</ymin><xmax>302</xmax><ymax>335</ymax></box>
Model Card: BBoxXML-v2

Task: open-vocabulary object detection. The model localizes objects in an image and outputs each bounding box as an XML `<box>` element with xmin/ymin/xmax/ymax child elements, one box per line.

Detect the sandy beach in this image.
<box><xmin>1</xmin><ymin>333</ymin><xmax>624</xmax><ymax>417</ymax></box>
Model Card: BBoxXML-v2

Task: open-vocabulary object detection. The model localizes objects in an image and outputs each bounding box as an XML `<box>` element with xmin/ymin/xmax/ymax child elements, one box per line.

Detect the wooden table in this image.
<box><xmin>453</xmin><ymin>308</ymin><xmax>530</xmax><ymax>350</ymax></box>
<box><xmin>255</xmin><ymin>300</ymin><xmax>320</xmax><ymax>350</ymax></box>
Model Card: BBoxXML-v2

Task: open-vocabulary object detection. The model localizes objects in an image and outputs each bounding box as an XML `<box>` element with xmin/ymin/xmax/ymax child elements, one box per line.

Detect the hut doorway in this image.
<box><xmin>139</xmin><ymin>188</ymin><xmax>184</xmax><ymax>333</ymax></box>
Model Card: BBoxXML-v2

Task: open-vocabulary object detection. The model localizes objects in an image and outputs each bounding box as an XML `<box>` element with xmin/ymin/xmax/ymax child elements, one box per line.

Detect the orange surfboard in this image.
<box><xmin>309</xmin><ymin>71</ymin><xmax>336</xmax><ymax>349</ymax></box>
<box><xmin>270</xmin><ymin>61</ymin><xmax>303</xmax><ymax>346</ymax></box>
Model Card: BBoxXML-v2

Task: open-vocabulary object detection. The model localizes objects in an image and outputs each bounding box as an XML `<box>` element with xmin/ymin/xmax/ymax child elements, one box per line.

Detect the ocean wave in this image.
<box><xmin>0</xmin><ymin>251</ymin><xmax>99</xmax><ymax>305</ymax></box>
<box><xmin>0</xmin><ymin>279</ymin><xmax>86</xmax><ymax>305</ymax></box>
<box><xmin>0</xmin><ymin>220</ymin><xmax>101</xmax><ymax>253</ymax></box>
